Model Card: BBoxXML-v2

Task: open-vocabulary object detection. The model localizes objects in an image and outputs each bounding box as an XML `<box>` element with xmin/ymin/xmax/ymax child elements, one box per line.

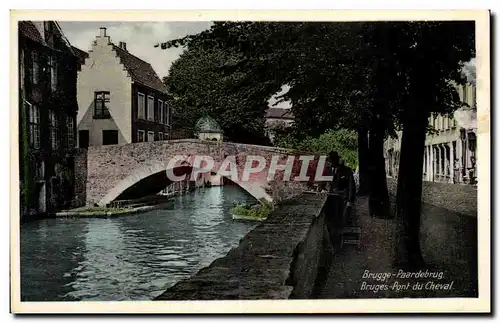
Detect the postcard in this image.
<box><xmin>10</xmin><ymin>9</ymin><xmax>490</xmax><ymax>314</ymax></box>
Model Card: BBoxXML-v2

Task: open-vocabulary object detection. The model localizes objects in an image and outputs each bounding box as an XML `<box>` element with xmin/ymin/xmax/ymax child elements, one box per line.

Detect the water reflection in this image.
<box><xmin>20</xmin><ymin>186</ymin><xmax>258</xmax><ymax>301</ymax></box>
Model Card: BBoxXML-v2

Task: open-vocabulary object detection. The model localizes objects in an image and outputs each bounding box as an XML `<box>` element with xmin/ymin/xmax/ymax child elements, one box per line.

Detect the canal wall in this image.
<box><xmin>386</xmin><ymin>177</ymin><xmax>477</xmax><ymax>216</ymax></box>
<box><xmin>73</xmin><ymin>148</ymin><xmax>88</xmax><ymax>208</ymax></box>
<box><xmin>155</xmin><ymin>193</ymin><xmax>342</xmax><ymax>300</ymax></box>
<box><xmin>386</xmin><ymin>178</ymin><xmax>478</xmax><ymax>295</ymax></box>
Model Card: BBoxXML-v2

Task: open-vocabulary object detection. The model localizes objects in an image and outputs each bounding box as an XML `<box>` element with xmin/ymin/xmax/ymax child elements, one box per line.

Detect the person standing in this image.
<box><xmin>320</xmin><ymin>151</ymin><xmax>356</xmax><ymax>221</ymax></box>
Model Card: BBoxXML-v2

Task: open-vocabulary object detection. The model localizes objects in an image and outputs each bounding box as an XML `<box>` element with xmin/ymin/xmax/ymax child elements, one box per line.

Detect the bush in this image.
<box><xmin>273</xmin><ymin>128</ymin><xmax>358</xmax><ymax>169</ymax></box>
<box><xmin>231</xmin><ymin>201</ymin><xmax>274</xmax><ymax>220</ymax></box>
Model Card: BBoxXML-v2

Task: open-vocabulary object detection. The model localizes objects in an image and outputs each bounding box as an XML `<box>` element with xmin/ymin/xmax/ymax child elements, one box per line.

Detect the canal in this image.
<box><xmin>20</xmin><ymin>186</ymin><xmax>259</xmax><ymax>301</ymax></box>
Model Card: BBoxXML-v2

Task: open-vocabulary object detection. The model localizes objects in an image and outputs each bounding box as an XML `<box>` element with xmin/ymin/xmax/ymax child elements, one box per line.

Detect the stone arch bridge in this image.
<box><xmin>73</xmin><ymin>139</ymin><xmax>327</xmax><ymax>207</ymax></box>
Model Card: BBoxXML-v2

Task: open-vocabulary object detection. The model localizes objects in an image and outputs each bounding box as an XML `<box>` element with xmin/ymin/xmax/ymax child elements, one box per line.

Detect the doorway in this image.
<box><xmin>79</xmin><ymin>130</ymin><xmax>89</xmax><ymax>148</ymax></box>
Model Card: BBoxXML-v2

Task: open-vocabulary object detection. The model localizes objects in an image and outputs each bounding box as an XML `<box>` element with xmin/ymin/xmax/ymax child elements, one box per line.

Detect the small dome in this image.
<box><xmin>195</xmin><ymin>116</ymin><xmax>222</xmax><ymax>133</ymax></box>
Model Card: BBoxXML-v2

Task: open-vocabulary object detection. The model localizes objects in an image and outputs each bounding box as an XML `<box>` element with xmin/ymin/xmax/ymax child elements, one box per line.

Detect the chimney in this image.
<box><xmin>118</xmin><ymin>41</ymin><xmax>127</xmax><ymax>51</ymax></box>
<box><xmin>99</xmin><ymin>27</ymin><xmax>107</xmax><ymax>37</ymax></box>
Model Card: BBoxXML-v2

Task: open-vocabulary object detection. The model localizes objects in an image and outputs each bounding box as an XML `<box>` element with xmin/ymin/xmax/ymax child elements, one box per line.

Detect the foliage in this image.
<box><xmin>231</xmin><ymin>201</ymin><xmax>273</xmax><ymax>220</ymax></box>
<box><xmin>164</xmin><ymin>46</ymin><xmax>272</xmax><ymax>144</ymax></box>
<box><xmin>159</xmin><ymin>22</ymin><xmax>474</xmax><ymax>138</ymax></box>
<box><xmin>159</xmin><ymin>20</ymin><xmax>475</xmax><ymax>267</ymax></box>
<box><xmin>273</xmin><ymin>128</ymin><xmax>358</xmax><ymax>169</ymax></box>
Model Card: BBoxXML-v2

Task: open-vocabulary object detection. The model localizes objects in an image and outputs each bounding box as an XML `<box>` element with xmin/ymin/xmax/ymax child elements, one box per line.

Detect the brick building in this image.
<box><xmin>18</xmin><ymin>21</ymin><xmax>83</xmax><ymax>219</ymax></box>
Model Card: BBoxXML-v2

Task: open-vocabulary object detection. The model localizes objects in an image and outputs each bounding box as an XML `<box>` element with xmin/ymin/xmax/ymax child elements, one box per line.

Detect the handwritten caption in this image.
<box><xmin>360</xmin><ymin>269</ymin><xmax>454</xmax><ymax>293</ymax></box>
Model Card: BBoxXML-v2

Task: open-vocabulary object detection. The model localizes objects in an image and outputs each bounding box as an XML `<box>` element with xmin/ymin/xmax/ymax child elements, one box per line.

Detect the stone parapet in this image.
<box><xmin>76</xmin><ymin>139</ymin><xmax>324</xmax><ymax>206</ymax></box>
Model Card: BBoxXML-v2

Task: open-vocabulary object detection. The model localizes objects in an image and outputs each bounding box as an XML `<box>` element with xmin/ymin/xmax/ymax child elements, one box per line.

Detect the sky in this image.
<box><xmin>59</xmin><ymin>21</ymin><xmax>213</xmax><ymax>78</ymax></box>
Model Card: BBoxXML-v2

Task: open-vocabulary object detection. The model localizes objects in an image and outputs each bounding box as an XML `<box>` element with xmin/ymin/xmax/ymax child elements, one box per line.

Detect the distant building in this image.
<box><xmin>195</xmin><ymin>116</ymin><xmax>223</xmax><ymax>141</ymax></box>
<box><xmin>264</xmin><ymin>107</ymin><xmax>295</xmax><ymax>142</ymax></box>
<box><xmin>76</xmin><ymin>27</ymin><xmax>171</xmax><ymax>147</ymax></box>
<box><xmin>18</xmin><ymin>21</ymin><xmax>82</xmax><ymax>218</ymax></box>
<box><xmin>384</xmin><ymin>82</ymin><xmax>477</xmax><ymax>184</ymax></box>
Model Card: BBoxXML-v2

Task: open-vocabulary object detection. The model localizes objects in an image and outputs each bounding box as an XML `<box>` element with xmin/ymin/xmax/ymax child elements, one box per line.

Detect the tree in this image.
<box><xmin>164</xmin><ymin>45</ymin><xmax>273</xmax><ymax>144</ymax></box>
<box><xmin>157</xmin><ymin>21</ymin><xmax>475</xmax><ymax>268</ymax></box>
<box><xmin>390</xmin><ymin>21</ymin><xmax>475</xmax><ymax>268</ymax></box>
<box><xmin>158</xmin><ymin>21</ymin><xmax>400</xmax><ymax>218</ymax></box>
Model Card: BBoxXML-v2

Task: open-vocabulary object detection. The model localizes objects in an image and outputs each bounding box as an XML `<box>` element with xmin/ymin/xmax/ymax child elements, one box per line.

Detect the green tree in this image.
<box><xmin>164</xmin><ymin>45</ymin><xmax>273</xmax><ymax>144</ymax></box>
<box><xmin>274</xmin><ymin>128</ymin><xmax>358</xmax><ymax>169</ymax></box>
<box><xmin>157</xmin><ymin>21</ymin><xmax>474</xmax><ymax>268</ymax></box>
<box><xmin>389</xmin><ymin>22</ymin><xmax>475</xmax><ymax>268</ymax></box>
<box><xmin>160</xmin><ymin>21</ymin><xmax>397</xmax><ymax>218</ymax></box>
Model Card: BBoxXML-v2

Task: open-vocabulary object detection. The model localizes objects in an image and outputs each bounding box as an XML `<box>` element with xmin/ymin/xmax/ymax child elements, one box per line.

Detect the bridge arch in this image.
<box><xmin>97</xmin><ymin>162</ymin><xmax>272</xmax><ymax>207</ymax></box>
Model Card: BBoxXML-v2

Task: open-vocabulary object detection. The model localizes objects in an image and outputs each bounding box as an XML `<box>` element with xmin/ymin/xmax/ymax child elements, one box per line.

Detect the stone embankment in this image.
<box><xmin>155</xmin><ymin>193</ymin><xmax>343</xmax><ymax>300</ymax></box>
<box><xmin>386</xmin><ymin>178</ymin><xmax>477</xmax><ymax>216</ymax></box>
<box><xmin>56</xmin><ymin>194</ymin><xmax>174</xmax><ymax>218</ymax></box>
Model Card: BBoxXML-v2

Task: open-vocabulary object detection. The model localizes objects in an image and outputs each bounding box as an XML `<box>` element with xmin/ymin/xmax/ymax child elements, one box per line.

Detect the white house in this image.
<box><xmin>77</xmin><ymin>27</ymin><xmax>171</xmax><ymax>147</ymax></box>
<box><xmin>384</xmin><ymin>82</ymin><xmax>477</xmax><ymax>184</ymax></box>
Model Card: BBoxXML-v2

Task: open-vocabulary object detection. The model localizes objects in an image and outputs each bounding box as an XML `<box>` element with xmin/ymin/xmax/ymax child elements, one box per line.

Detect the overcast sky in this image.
<box><xmin>59</xmin><ymin>21</ymin><xmax>213</xmax><ymax>78</ymax></box>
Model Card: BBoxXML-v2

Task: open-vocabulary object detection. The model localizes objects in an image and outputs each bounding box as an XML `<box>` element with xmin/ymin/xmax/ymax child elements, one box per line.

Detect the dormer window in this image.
<box><xmin>43</xmin><ymin>22</ymin><xmax>54</xmax><ymax>44</ymax></box>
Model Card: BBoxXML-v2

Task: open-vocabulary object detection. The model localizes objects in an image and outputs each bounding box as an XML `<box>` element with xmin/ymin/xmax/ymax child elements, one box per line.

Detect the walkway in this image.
<box><xmin>316</xmin><ymin>197</ymin><xmax>478</xmax><ymax>299</ymax></box>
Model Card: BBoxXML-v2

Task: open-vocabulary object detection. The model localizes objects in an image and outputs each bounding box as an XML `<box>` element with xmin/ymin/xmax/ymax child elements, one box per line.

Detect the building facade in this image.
<box><xmin>76</xmin><ymin>28</ymin><xmax>171</xmax><ymax>148</ymax></box>
<box><xmin>264</xmin><ymin>107</ymin><xmax>295</xmax><ymax>143</ymax></box>
<box><xmin>19</xmin><ymin>21</ymin><xmax>82</xmax><ymax>219</ymax></box>
<box><xmin>384</xmin><ymin>83</ymin><xmax>477</xmax><ymax>185</ymax></box>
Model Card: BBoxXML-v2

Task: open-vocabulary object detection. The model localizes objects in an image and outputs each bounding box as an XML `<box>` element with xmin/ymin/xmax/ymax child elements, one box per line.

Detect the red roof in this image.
<box><xmin>112</xmin><ymin>44</ymin><xmax>168</xmax><ymax>94</ymax></box>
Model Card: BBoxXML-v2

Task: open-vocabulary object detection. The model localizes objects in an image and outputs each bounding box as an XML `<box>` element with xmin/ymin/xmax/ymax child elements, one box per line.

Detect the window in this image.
<box><xmin>49</xmin><ymin>110</ymin><xmax>58</xmax><ymax>150</ymax></box>
<box><xmin>44</xmin><ymin>22</ymin><xmax>52</xmax><ymax>36</ymax></box>
<box><xmin>35</xmin><ymin>160</ymin><xmax>45</xmax><ymax>180</ymax></box>
<box><xmin>32</xmin><ymin>51</ymin><xmax>39</xmax><ymax>85</ymax></box>
<box><xmin>50</xmin><ymin>56</ymin><xmax>57</xmax><ymax>91</ymax></box>
<box><xmin>137</xmin><ymin>130</ymin><xmax>145</xmax><ymax>142</ymax></box>
<box><xmin>138</xmin><ymin>93</ymin><xmax>145</xmax><ymax>119</ymax></box>
<box><xmin>147</xmin><ymin>131</ymin><xmax>154</xmax><ymax>142</ymax></box>
<box><xmin>165</xmin><ymin>103</ymin><xmax>170</xmax><ymax>126</ymax></box>
<box><xmin>67</xmin><ymin>116</ymin><xmax>75</xmax><ymax>148</ymax></box>
<box><xmin>158</xmin><ymin>100</ymin><xmax>164</xmax><ymax>124</ymax></box>
<box><xmin>462</xmin><ymin>85</ymin><xmax>468</xmax><ymax>104</ymax></box>
<box><xmin>28</xmin><ymin>104</ymin><xmax>40</xmax><ymax>149</ymax></box>
<box><xmin>472</xmin><ymin>85</ymin><xmax>476</xmax><ymax>107</ymax></box>
<box><xmin>20</xmin><ymin>49</ymin><xmax>25</xmax><ymax>89</ymax></box>
<box><xmin>159</xmin><ymin>132</ymin><xmax>164</xmax><ymax>141</ymax></box>
<box><xmin>102</xmin><ymin>130</ymin><xmax>118</xmax><ymax>145</ymax></box>
<box><xmin>147</xmin><ymin>96</ymin><xmax>154</xmax><ymax>121</ymax></box>
<box><xmin>94</xmin><ymin>91</ymin><xmax>110</xmax><ymax>118</ymax></box>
